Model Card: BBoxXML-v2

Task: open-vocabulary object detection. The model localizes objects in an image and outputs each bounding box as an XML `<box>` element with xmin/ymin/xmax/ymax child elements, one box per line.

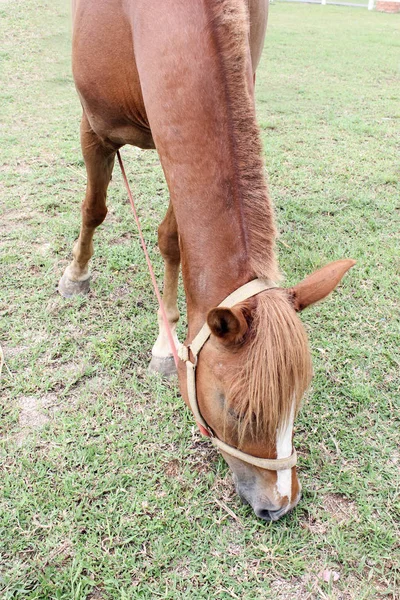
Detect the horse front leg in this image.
<box><xmin>58</xmin><ymin>113</ymin><xmax>116</xmax><ymax>297</ymax></box>
<box><xmin>149</xmin><ymin>202</ymin><xmax>180</xmax><ymax>377</ymax></box>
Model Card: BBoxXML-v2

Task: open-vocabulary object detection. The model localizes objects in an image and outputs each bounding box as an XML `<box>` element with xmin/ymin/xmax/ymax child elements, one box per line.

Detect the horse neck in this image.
<box><xmin>176</xmin><ymin>172</ymin><xmax>256</xmax><ymax>334</ymax></box>
<box><xmin>169</xmin><ymin>106</ymin><xmax>278</xmax><ymax>336</ymax></box>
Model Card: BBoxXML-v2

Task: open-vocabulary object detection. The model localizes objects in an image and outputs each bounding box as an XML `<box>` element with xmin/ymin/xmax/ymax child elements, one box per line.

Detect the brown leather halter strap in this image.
<box><xmin>178</xmin><ymin>279</ymin><xmax>298</xmax><ymax>472</ymax></box>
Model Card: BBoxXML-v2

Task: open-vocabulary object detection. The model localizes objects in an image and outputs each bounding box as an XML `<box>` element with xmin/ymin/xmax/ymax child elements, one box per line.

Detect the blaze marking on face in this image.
<box><xmin>276</xmin><ymin>406</ymin><xmax>295</xmax><ymax>500</ymax></box>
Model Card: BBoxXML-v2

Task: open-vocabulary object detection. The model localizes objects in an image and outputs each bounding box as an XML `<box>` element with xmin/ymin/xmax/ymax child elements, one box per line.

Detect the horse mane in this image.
<box><xmin>206</xmin><ymin>0</ymin><xmax>279</xmax><ymax>281</ymax></box>
<box><xmin>206</xmin><ymin>1</ymin><xmax>312</xmax><ymax>441</ymax></box>
<box><xmin>227</xmin><ymin>290</ymin><xmax>313</xmax><ymax>445</ymax></box>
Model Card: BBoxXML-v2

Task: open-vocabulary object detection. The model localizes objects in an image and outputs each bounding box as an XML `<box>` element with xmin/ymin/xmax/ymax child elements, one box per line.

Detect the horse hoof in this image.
<box><xmin>58</xmin><ymin>272</ymin><xmax>91</xmax><ymax>298</ymax></box>
<box><xmin>148</xmin><ymin>355</ymin><xmax>177</xmax><ymax>378</ymax></box>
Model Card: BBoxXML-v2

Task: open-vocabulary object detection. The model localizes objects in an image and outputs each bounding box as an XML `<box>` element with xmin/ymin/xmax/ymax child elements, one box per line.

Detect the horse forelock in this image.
<box><xmin>227</xmin><ymin>290</ymin><xmax>313</xmax><ymax>447</ymax></box>
<box><xmin>206</xmin><ymin>0</ymin><xmax>280</xmax><ymax>282</ymax></box>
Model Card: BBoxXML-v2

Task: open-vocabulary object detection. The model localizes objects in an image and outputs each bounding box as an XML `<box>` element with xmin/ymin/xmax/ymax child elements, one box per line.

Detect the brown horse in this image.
<box><xmin>59</xmin><ymin>0</ymin><xmax>355</xmax><ymax>521</ymax></box>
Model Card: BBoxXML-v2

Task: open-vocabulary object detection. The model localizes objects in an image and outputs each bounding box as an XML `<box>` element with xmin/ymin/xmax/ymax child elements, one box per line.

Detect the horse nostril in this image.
<box><xmin>255</xmin><ymin>508</ymin><xmax>273</xmax><ymax>521</ymax></box>
<box><xmin>255</xmin><ymin>507</ymin><xmax>285</xmax><ymax>521</ymax></box>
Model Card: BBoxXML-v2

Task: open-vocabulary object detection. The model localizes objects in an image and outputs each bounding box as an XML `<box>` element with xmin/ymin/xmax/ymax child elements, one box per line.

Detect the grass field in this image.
<box><xmin>1</xmin><ymin>1</ymin><xmax>399</xmax><ymax>598</ymax></box>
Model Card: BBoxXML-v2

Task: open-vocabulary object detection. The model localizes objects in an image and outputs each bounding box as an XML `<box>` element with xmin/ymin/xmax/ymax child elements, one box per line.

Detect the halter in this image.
<box><xmin>178</xmin><ymin>278</ymin><xmax>298</xmax><ymax>472</ymax></box>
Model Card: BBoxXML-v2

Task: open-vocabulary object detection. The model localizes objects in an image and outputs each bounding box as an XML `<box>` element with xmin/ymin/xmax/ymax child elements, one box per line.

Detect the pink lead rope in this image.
<box><xmin>117</xmin><ymin>150</ymin><xmax>179</xmax><ymax>370</ymax></box>
<box><xmin>118</xmin><ymin>150</ymin><xmax>210</xmax><ymax>438</ymax></box>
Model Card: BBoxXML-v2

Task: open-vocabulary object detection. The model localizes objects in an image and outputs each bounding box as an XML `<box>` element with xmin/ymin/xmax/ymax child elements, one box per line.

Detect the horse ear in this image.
<box><xmin>286</xmin><ymin>259</ymin><xmax>356</xmax><ymax>312</ymax></box>
<box><xmin>207</xmin><ymin>306</ymin><xmax>249</xmax><ymax>344</ymax></box>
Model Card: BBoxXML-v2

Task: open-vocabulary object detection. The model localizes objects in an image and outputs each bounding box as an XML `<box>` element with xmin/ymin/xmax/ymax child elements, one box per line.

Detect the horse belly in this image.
<box><xmin>79</xmin><ymin>109</ymin><xmax>155</xmax><ymax>150</ymax></box>
<box><xmin>72</xmin><ymin>0</ymin><xmax>154</xmax><ymax>149</ymax></box>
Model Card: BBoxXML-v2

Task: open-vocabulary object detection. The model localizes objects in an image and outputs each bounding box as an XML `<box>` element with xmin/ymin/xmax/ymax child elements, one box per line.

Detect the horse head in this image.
<box><xmin>179</xmin><ymin>259</ymin><xmax>355</xmax><ymax>521</ymax></box>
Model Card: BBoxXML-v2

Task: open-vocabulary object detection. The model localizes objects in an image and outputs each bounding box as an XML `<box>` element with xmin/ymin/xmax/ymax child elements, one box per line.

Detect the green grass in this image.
<box><xmin>1</xmin><ymin>1</ymin><xmax>399</xmax><ymax>598</ymax></box>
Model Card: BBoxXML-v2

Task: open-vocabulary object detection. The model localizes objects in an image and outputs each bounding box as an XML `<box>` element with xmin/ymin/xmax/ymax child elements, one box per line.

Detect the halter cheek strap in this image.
<box><xmin>178</xmin><ymin>278</ymin><xmax>298</xmax><ymax>472</ymax></box>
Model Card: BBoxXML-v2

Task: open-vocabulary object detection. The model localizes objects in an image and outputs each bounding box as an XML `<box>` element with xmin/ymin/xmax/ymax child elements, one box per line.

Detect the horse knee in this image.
<box><xmin>158</xmin><ymin>225</ymin><xmax>180</xmax><ymax>263</ymax></box>
<box><xmin>82</xmin><ymin>203</ymin><xmax>108</xmax><ymax>228</ymax></box>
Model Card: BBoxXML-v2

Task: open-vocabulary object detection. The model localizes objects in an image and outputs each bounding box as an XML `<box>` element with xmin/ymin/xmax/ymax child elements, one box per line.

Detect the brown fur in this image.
<box><xmin>228</xmin><ymin>289</ymin><xmax>312</xmax><ymax>445</ymax></box>
<box><xmin>206</xmin><ymin>0</ymin><xmax>280</xmax><ymax>282</ymax></box>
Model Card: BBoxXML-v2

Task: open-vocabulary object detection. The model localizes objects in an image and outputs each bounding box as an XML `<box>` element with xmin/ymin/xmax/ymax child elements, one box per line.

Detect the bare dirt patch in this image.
<box><xmin>323</xmin><ymin>493</ymin><xmax>359</xmax><ymax>524</ymax></box>
<box><xmin>270</xmin><ymin>577</ymin><xmax>313</xmax><ymax>600</ymax></box>
<box><xmin>300</xmin><ymin>512</ymin><xmax>329</xmax><ymax>536</ymax></box>
<box><xmin>1</xmin><ymin>208</ymin><xmax>44</xmax><ymax>236</ymax></box>
<box><xmin>33</xmin><ymin>241</ymin><xmax>52</xmax><ymax>256</ymax></box>
<box><xmin>19</xmin><ymin>393</ymin><xmax>60</xmax><ymax>427</ymax></box>
<box><xmin>2</xmin><ymin>344</ymin><xmax>29</xmax><ymax>359</ymax></box>
<box><xmin>19</xmin><ymin>396</ymin><xmax>51</xmax><ymax>429</ymax></box>
<box><xmin>270</xmin><ymin>572</ymin><xmax>364</xmax><ymax>600</ymax></box>
<box><xmin>111</xmin><ymin>232</ymin><xmax>134</xmax><ymax>246</ymax></box>
<box><xmin>2</xmin><ymin>209</ymin><xmax>40</xmax><ymax>223</ymax></box>
<box><xmin>86</xmin><ymin>588</ymin><xmax>105</xmax><ymax>600</ymax></box>
<box><xmin>109</xmin><ymin>284</ymin><xmax>131</xmax><ymax>301</ymax></box>
<box><xmin>164</xmin><ymin>459</ymin><xmax>180</xmax><ymax>478</ymax></box>
<box><xmin>173</xmin><ymin>558</ymin><xmax>191</xmax><ymax>579</ymax></box>
<box><xmin>14</xmin><ymin>393</ymin><xmax>60</xmax><ymax>445</ymax></box>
